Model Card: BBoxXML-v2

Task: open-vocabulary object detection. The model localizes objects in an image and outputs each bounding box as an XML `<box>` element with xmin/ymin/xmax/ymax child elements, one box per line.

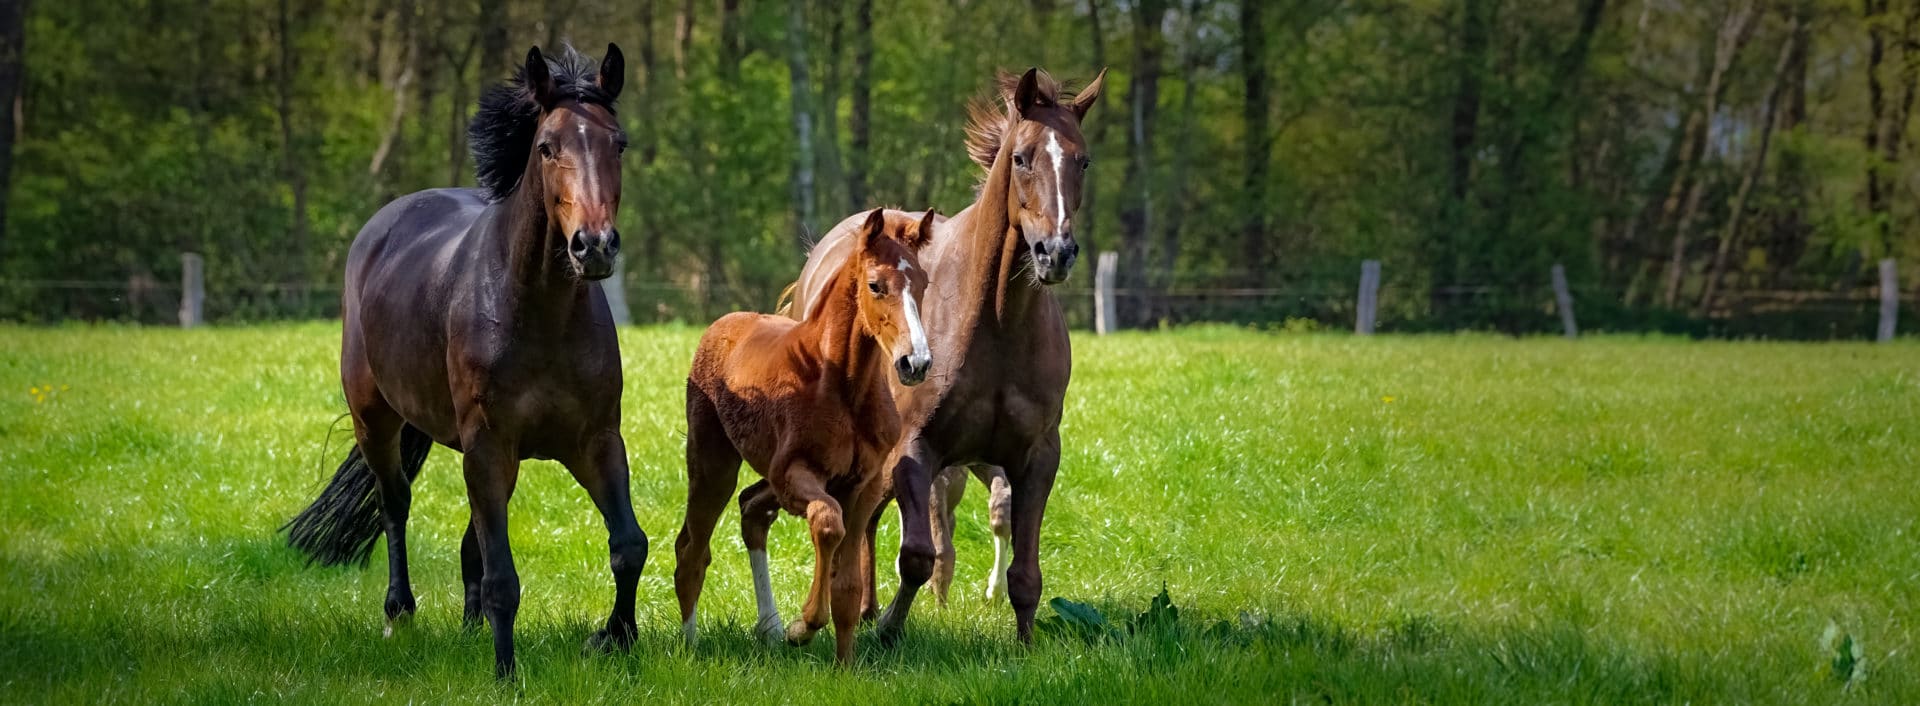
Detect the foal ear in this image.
<box><xmin>1013</xmin><ymin>67</ymin><xmax>1049</xmax><ymax>117</ymax></box>
<box><xmin>904</xmin><ymin>209</ymin><xmax>938</xmax><ymax>251</ymax></box>
<box><xmin>524</xmin><ymin>47</ymin><xmax>555</xmax><ymax>107</ymax></box>
<box><xmin>598</xmin><ymin>43</ymin><xmax>625</xmax><ymax>101</ymax></box>
<box><xmin>1070</xmin><ymin>68</ymin><xmax>1108</xmax><ymax>122</ymax></box>
<box><xmin>858</xmin><ymin>209</ymin><xmax>887</xmax><ymax>255</ymax></box>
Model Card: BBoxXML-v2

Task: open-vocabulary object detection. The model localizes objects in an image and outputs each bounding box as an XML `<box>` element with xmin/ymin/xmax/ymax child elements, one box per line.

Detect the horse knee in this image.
<box><xmin>807</xmin><ymin>501</ymin><xmax>845</xmax><ymax>547</ymax></box>
<box><xmin>610</xmin><ymin>533</ymin><xmax>648</xmax><ymax>578</ymax></box>
<box><xmin>897</xmin><ymin>543</ymin><xmax>935</xmax><ymax>587</ymax></box>
<box><xmin>1007</xmin><ymin>565</ymin><xmax>1041</xmax><ymax>612</ymax></box>
<box><xmin>481</xmin><ymin>575</ymin><xmax>521</xmax><ymax>617</ymax></box>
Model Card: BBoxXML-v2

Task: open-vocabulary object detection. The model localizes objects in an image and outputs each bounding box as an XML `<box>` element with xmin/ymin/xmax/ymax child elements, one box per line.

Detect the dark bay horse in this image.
<box><xmin>284</xmin><ymin>45</ymin><xmax>642</xmax><ymax>679</ymax></box>
<box><xmin>676</xmin><ymin>209</ymin><xmax>935</xmax><ymax>665</ymax></box>
<box><xmin>774</xmin><ymin>68</ymin><xmax>1106</xmax><ymax>644</ymax></box>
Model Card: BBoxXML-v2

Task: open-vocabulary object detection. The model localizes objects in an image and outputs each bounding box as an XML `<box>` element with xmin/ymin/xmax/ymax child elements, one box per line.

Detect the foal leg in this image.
<box><xmin>462</xmin><ymin>436</ymin><xmax>523</xmax><ymax>679</ymax></box>
<box><xmin>928</xmin><ymin>466</ymin><xmax>967</xmax><ymax>607</ymax></box>
<box><xmin>858</xmin><ymin>499</ymin><xmax>885</xmax><ymax>622</ymax></box>
<box><xmin>675</xmin><ymin>392</ymin><xmax>741</xmax><ymax>648</ymax></box>
<box><xmin>1007</xmin><ymin>432</ymin><xmax>1061</xmax><ymax>644</ymax></box>
<box><xmin>876</xmin><ymin>441</ymin><xmax>939</xmax><ymax>645</ymax></box>
<box><xmin>737</xmin><ymin>479</ymin><xmax>785</xmax><ymax>645</ymax></box>
<box><xmin>830</xmin><ymin>479</ymin><xmax>887</xmax><ymax>665</ymax></box>
<box><xmin>971</xmin><ymin>465</ymin><xmax>1013</xmax><ymax>602</ymax></box>
<box><xmin>564</xmin><ymin>431</ymin><xmax>650</xmax><ymax>653</ymax></box>
<box><xmin>781</xmin><ymin>467</ymin><xmax>844</xmax><ymax>646</ymax></box>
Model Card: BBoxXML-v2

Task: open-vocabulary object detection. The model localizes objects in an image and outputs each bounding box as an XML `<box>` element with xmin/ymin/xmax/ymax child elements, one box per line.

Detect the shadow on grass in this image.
<box><xmin>0</xmin><ymin>537</ymin><xmax>1827</xmax><ymax>704</ymax></box>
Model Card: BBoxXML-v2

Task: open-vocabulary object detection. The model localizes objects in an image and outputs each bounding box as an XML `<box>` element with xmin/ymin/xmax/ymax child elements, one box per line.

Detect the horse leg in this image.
<box><xmin>676</xmin><ymin>390</ymin><xmax>741</xmax><ymax>648</ymax></box>
<box><xmin>830</xmin><ymin>478</ymin><xmax>887</xmax><ymax>665</ymax></box>
<box><xmin>971</xmin><ymin>464</ymin><xmax>1013</xmax><ymax>602</ymax></box>
<box><xmin>346</xmin><ymin>389</ymin><xmax>417</xmax><ymax>634</ymax></box>
<box><xmin>857</xmin><ymin>498</ymin><xmax>885</xmax><ymax>622</ymax></box>
<box><xmin>782</xmin><ymin>467</ymin><xmax>843</xmax><ymax>646</ymax></box>
<box><xmin>876</xmin><ymin>440</ymin><xmax>938</xmax><ymax>646</ymax></box>
<box><xmin>1007</xmin><ymin>431</ymin><xmax>1061</xmax><ymax>644</ymax></box>
<box><xmin>737</xmin><ymin>479</ymin><xmax>785</xmax><ymax>645</ymax></box>
<box><xmin>564</xmin><ymin>431</ymin><xmax>650</xmax><ymax>653</ymax></box>
<box><xmin>462</xmin><ymin>436</ymin><xmax>522</xmax><ymax>679</ymax></box>
<box><xmin>460</xmin><ymin>519</ymin><xmax>482</xmax><ymax>628</ymax></box>
<box><xmin>928</xmin><ymin>465</ymin><xmax>967</xmax><ymax>607</ymax></box>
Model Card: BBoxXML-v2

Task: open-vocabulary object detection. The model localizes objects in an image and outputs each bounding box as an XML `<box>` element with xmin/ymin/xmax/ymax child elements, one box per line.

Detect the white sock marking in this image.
<box><xmin>750</xmin><ymin>549</ymin><xmax>784</xmax><ymax>641</ymax></box>
<box><xmin>985</xmin><ymin>535</ymin><xmax>1006</xmax><ymax>601</ymax></box>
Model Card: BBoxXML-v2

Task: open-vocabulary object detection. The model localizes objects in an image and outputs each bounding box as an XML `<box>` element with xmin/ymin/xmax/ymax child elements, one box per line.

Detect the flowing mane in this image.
<box><xmin>963</xmin><ymin>69</ymin><xmax>1072</xmax><ymax>177</ymax></box>
<box><xmin>468</xmin><ymin>46</ymin><xmax>618</xmax><ymax>201</ymax></box>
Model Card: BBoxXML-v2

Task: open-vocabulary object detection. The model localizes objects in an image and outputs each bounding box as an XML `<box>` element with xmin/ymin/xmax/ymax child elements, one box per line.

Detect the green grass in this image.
<box><xmin>2</xmin><ymin>323</ymin><xmax>1917</xmax><ymax>704</ymax></box>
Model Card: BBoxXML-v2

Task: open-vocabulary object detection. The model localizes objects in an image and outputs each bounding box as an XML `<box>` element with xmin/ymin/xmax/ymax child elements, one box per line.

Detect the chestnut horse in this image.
<box><xmin>772</xmin><ymin>68</ymin><xmax>1106</xmax><ymax>644</ymax></box>
<box><xmin>676</xmin><ymin>209</ymin><xmax>936</xmax><ymax>666</ymax></box>
<box><xmin>284</xmin><ymin>45</ymin><xmax>642</xmax><ymax>679</ymax></box>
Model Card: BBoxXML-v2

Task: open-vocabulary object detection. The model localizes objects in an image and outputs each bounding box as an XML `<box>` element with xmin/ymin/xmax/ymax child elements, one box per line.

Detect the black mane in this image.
<box><xmin>468</xmin><ymin>46</ymin><xmax>617</xmax><ymax>201</ymax></box>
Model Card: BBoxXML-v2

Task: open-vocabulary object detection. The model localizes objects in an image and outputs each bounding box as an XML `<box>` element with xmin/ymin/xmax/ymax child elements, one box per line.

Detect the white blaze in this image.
<box><xmin>1045</xmin><ymin>131</ymin><xmax>1068</xmax><ymax>230</ymax></box>
<box><xmin>901</xmin><ymin>285</ymin><xmax>931</xmax><ymax>364</ymax></box>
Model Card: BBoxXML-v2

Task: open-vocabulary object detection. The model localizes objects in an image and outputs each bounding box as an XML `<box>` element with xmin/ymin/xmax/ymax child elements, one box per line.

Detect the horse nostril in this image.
<box><xmin>895</xmin><ymin>357</ymin><xmax>912</xmax><ymax>376</ymax></box>
<box><xmin>569</xmin><ymin>232</ymin><xmax>590</xmax><ymax>258</ymax></box>
<box><xmin>605</xmin><ymin>229</ymin><xmax>621</xmax><ymax>254</ymax></box>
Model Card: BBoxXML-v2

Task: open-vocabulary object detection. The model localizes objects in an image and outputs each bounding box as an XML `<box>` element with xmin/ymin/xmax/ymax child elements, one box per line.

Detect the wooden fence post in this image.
<box><xmin>602</xmin><ymin>255</ymin><xmax>632</xmax><ymax>326</ymax></box>
<box><xmin>1880</xmin><ymin>258</ymin><xmax>1898</xmax><ymax>342</ymax></box>
<box><xmin>179</xmin><ymin>252</ymin><xmax>204</xmax><ymax>328</ymax></box>
<box><xmin>1551</xmin><ymin>264</ymin><xmax>1578</xmax><ymax>339</ymax></box>
<box><xmin>1095</xmin><ymin>251</ymin><xmax>1118</xmax><ymax>335</ymax></box>
<box><xmin>1355</xmin><ymin>259</ymin><xmax>1380</xmax><ymax>335</ymax></box>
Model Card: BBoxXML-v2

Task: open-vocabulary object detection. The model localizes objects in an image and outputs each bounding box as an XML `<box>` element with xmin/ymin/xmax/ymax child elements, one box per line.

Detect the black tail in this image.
<box><xmin>284</xmin><ymin>424</ymin><xmax>434</xmax><ymax>567</ymax></box>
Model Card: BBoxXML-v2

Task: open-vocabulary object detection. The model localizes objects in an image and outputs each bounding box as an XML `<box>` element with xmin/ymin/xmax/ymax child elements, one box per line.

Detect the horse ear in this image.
<box><xmin>859</xmin><ymin>209</ymin><xmax>887</xmax><ymax>255</ymax></box>
<box><xmin>524</xmin><ymin>47</ymin><xmax>555</xmax><ymax>107</ymax></box>
<box><xmin>906</xmin><ymin>209</ymin><xmax>938</xmax><ymax>250</ymax></box>
<box><xmin>1013</xmin><ymin>67</ymin><xmax>1048</xmax><ymax>117</ymax></box>
<box><xmin>1070</xmin><ymin>68</ymin><xmax>1108</xmax><ymax>122</ymax></box>
<box><xmin>598</xmin><ymin>43</ymin><xmax>625</xmax><ymax>101</ymax></box>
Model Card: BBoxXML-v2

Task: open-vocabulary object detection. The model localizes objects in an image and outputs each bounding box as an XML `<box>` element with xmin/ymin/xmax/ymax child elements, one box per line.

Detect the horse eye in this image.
<box><xmin>538</xmin><ymin>142</ymin><xmax>555</xmax><ymax>159</ymax></box>
<box><xmin>1012</xmin><ymin>153</ymin><xmax>1027</xmax><ymax>169</ymax></box>
<box><xmin>1080</xmin><ymin>157</ymin><xmax>1092</xmax><ymax>171</ymax></box>
<box><xmin>868</xmin><ymin>281</ymin><xmax>885</xmax><ymax>296</ymax></box>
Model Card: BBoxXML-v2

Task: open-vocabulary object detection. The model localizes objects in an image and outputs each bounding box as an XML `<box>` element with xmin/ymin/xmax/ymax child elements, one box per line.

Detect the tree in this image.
<box><xmin>1119</xmin><ymin>0</ymin><xmax>1167</xmax><ymax>326</ymax></box>
<box><xmin>0</xmin><ymin>0</ymin><xmax>26</xmax><ymax>264</ymax></box>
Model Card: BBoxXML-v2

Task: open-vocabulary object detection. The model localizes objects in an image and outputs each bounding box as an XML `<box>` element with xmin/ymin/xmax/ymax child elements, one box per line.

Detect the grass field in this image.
<box><xmin>2</xmin><ymin>324</ymin><xmax>1917</xmax><ymax>704</ymax></box>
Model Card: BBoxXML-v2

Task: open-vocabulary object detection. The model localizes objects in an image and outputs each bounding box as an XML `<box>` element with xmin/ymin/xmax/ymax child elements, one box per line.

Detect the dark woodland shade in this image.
<box><xmin>468</xmin><ymin>46</ymin><xmax>618</xmax><ymax>201</ymax></box>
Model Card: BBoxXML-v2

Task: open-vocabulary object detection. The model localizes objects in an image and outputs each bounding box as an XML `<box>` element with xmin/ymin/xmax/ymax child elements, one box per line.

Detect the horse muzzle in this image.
<box><xmin>1029</xmin><ymin>236</ymin><xmax>1078</xmax><ymax>285</ymax></box>
<box><xmin>568</xmin><ymin>228</ymin><xmax>620</xmax><ymax>281</ymax></box>
<box><xmin>895</xmin><ymin>353</ymin><xmax>931</xmax><ymax>386</ymax></box>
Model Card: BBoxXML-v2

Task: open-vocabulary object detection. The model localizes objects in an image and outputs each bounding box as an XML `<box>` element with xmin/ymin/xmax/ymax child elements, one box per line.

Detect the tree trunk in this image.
<box><xmin>1659</xmin><ymin>0</ymin><xmax>1758</xmax><ymax>308</ymax></box>
<box><xmin>274</xmin><ymin>0</ymin><xmax>311</xmax><ymax>287</ymax></box>
<box><xmin>1079</xmin><ymin>0</ymin><xmax>1109</xmax><ymax>255</ymax></box>
<box><xmin>846</xmin><ymin>0</ymin><xmax>872</xmax><ymax>211</ymax></box>
<box><xmin>719</xmin><ymin>0</ymin><xmax>743</xmax><ymax>81</ymax></box>
<box><xmin>1437</xmin><ymin>0</ymin><xmax>1488</xmax><ymax>307</ymax></box>
<box><xmin>1119</xmin><ymin>0</ymin><xmax>1167</xmax><ymax>327</ymax></box>
<box><xmin>1155</xmin><ymin>0</ymin><xmax>1206</xmax><ymax>320</ymax></box>
<box><xmin>477</xmin><ymin>0</ymin><xmax>509</xmax><ymax>80</ymax></box>
<box><xmin>0</xmin><ymin>0</ymin><xmax>28</xmax><ymax>263</ymax></box>
<box><xmin>1238</xmin><ymin>0</ymin><xmax>1268</xmax><ymax>287</ymax></box>
<box><xmin>785</xmin><ymin>0</ymin><xmax>817</xmax><ymax>242</ymax></box>
<box><xmin>674</xmin><ymin>0</ymin><xmax>696</xmax><ymax>78</ymax></box>
<box><xmin>1766</xmin><ymin>0</ymin><xmax>1813</xmax><ymax>287</ymax></box>
<box><xmin>1701</xmin><ymin>18</ymin><xmax>1800</xmax><ymax>313</ymax></box>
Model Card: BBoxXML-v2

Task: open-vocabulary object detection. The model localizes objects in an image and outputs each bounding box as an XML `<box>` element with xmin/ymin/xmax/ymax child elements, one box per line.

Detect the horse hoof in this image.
<box><xmin>383</xmin><ymin>611</ymin><xmax>414</xmax><ymax>639</ymax></box>
<box><xmin>875</xmin><ymin>620</ymin><xmax>904</xmax><ymax>649</ymax></box>
<box><xmin>584</xmin><ymin>626</ymin><xmax>635</xmax><ymax>655</ymax></box>
<box><xmin>754</xmin><ymin>615</ymin><xmax>785</xmax><ymax>647</ymax></box>
<box><xmin>785</xmin><ymin>619</ymin><xmax>816</xmax><ymax>646</ymax></box>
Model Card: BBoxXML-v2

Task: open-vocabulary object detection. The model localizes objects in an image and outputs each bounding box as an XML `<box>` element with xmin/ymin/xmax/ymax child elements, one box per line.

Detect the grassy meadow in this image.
<box><xmin>1</xmin><ymin>323</ymin><xmax>1916</xmax><ymax>703</ymax></box>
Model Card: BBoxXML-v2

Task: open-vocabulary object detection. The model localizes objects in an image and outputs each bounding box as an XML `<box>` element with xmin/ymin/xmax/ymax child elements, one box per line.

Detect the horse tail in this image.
<box><xmin>773</xmin><ymin>281</ymin><xmax>799</xmax><ymax>318</ymax></box>
<box><xmin>283</xmin><ymin>424</ymin><xmax>433</xmax><ymax>567</ymax></box>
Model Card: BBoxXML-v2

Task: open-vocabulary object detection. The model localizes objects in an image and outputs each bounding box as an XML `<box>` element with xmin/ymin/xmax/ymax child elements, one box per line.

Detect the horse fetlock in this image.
<box><xmin>753</xmin><ymin>610</ymin><xmax>786</xmax><ymax>646</ymax></box>
<box><xmin>384</xmin><ymin>587</ymin><xmax>417</xmax><ymax>622</ymax></box>
<box><xmin>481</xmin><ymin>576</ymin><xmax>522</xmax><ymax>615</ymax></box>
<box><xmin>785</xmin><ymin>618</ymin><xmax>820</xmax><ymax>646</ymax></box>
<box><xmin>1006</xmin><ymin>567</ymin><xmax>1042</xmax><ymax>612</ymax></box>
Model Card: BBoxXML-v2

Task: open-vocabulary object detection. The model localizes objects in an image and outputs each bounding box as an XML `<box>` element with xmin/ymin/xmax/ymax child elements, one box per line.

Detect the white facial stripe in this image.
<box><xmin>897</xmin><ymin>257</ymin><xmax>912</xmax><ymax>272</ymax></box>
<box><xmin>1045</xmin><ymin>130</ymin><xmax>1067</xmax><ymax>230</ymax></box>
<box><xmin>902</xmin><ymin>286</ymin><xmax>931</xmax><ymax>360</ymax></box>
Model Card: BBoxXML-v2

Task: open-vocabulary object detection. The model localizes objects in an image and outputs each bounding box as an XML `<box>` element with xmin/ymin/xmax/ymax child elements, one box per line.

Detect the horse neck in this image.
<box><xmin>485</xmin><ymin>155</ymin><xmax>586</xmax><ymax>323</ymax></box>
<box><xmin>948</xmin><ymin>134</ymin><xmax>1049</xmax><ymax>329</ymax></box>
<box><xmin>798</xmin><ymin>255</ymin><xmax>886</xmax><ymax>398</ymax></box>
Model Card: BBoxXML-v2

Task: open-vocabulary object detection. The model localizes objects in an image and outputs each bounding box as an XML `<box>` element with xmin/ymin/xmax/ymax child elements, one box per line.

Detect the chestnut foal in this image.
<box><xmin>675</xmin><ymin>209</ymin><xmax>935</xmax><ymax>665</ymax></box>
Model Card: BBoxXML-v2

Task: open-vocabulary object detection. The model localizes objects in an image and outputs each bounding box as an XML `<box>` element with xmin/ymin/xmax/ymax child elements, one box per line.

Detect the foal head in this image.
<box><xmin>850</xmin><ymin>209</ymin><xmax>936</xmax><ymax>386</ymax></box>
<box><xmin>471</xmin><ymin>44</ymin><xmax>628</xmax><ymax>281</ymax></box>
<box><xmin>967</xmin><ymin>67</ymin><xmax>1107</xmax><ymax>285</ymax></box>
